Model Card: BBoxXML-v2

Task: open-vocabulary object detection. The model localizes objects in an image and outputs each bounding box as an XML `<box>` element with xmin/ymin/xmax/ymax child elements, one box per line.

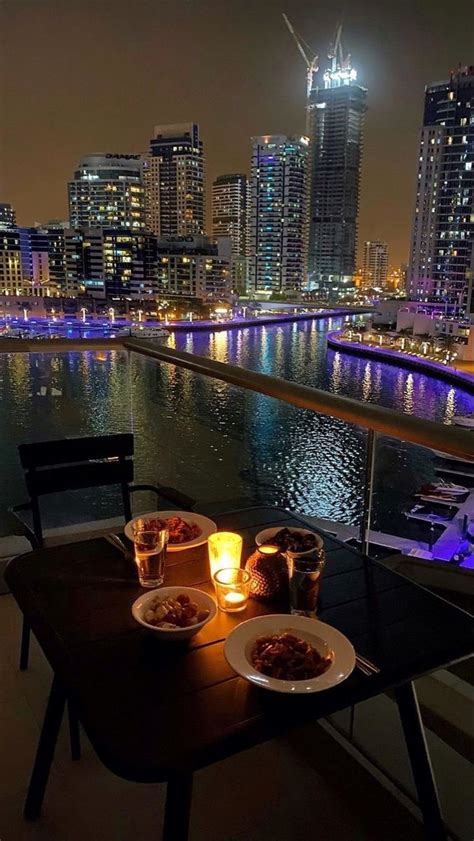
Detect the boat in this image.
<box><xmin>129</xmin><ymin>326</ymin><xmax>169</xmax><ymax>339</ymax></box>
<box><xmin>453</xmin><ymin>414</ymin><xmax>474</xmax><ymax>429</ymax></box>
<box><xmin>431</xmin><ymin>450</ymin><xmax>474</xmax><ymax>463</ymax></box>
<box><xmin>417</xmin><ymin>481</ymin><xmax>469</xmax><ymax>499</ymax></box>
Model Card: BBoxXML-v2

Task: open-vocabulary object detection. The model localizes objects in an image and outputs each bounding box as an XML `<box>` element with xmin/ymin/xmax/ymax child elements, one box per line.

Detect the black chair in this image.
<box><xmin>12</xmin><ymin>432</ymin><xmax>195</xmax><ymax>670</ymax></box>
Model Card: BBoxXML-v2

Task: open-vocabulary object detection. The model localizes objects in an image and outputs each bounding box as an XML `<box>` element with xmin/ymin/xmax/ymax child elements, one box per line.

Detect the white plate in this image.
<box><xmin>255</xmin><ymin>526</ymin><xmax>322</xmax><ymax>551</ymax></box>
<box><xmin>132</xmin><ymin>586</ymin><xmax>217</xmax><ymax>641</ymax></box>
<box><xmin>224</xmin><ymin>614</ymin><xmax>355</xmax><ymax>694</ymax></box>
<box><xmin>124</xmin><ymin>511</ymin><xmax>217</xmax><ymax>552</ymax></box>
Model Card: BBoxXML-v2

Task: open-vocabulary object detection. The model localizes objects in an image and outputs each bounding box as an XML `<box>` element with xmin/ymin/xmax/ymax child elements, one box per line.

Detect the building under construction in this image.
<box><xmin>284</xmin><ymin>17</ymin><xmax>367</xmax><ymax>299</ymax></box>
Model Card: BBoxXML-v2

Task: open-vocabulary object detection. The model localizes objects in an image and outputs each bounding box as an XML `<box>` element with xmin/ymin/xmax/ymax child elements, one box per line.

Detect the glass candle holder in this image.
<box><xmin>208</xmin><ymin>532</ymin><xmax>242</xmax><ymax>583</ymax></box>
<box><xmin>213</xmin><ymin>568</ymin><xmax>251</xmax><ymax>613</ymax></box>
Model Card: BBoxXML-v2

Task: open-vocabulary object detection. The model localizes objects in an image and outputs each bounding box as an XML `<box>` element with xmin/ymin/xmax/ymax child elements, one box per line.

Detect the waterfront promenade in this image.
<box><xmin>327</xmin><ymin>330</ymin><xmax>474</xmax><ymax>393</ymax></box>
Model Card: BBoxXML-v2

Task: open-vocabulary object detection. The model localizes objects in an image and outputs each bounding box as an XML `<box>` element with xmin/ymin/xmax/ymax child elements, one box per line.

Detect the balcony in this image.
<box><xmin>0</xmin><ymin>336</ymin><xmax>473</xmax><ymax>841</ymax></box>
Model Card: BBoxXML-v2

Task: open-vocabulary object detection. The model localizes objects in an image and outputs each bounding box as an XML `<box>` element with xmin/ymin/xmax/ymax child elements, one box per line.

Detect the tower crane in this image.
<box><xmin>282</xmin><ymin>13</ymin><xmax>319</xmax><ymax>101</ymax></box>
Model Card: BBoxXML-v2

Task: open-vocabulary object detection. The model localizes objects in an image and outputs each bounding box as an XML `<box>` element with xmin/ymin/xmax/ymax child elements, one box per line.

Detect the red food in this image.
<box><xmin>140</xmin><ymin>516</ymin><xmax>202</xmax><ymax>545</ymax></box>
<box><xmin>251</xmin><ymin>632</ymin><xmax>332</xmax><ymax>681</ymax></box>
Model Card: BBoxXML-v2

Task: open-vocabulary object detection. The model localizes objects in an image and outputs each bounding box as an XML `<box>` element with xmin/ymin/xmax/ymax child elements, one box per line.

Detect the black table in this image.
<box><xmin>6</xmin><ymin>507</ymin><xmax>474</xmax><ymax>841</ymax></box>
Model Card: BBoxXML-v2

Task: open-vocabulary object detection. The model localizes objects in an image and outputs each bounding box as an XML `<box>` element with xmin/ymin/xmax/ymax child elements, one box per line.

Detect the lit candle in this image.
<box><xmin>224</xmin><ymin>591</ymin><xmax>247</xmax><ymax>610</ymax></box>
<box><xmin>208</xmin><ymin>532</ymin><xmax>242</xmax><ymax>583</ymax></box>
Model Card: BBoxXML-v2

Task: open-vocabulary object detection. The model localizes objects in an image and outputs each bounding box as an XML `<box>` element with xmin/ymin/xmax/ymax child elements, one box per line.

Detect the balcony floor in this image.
<box><xmin>0</xmin><ymin>592</ymin><xmax>425</xmax><ymax>841</ymax></box>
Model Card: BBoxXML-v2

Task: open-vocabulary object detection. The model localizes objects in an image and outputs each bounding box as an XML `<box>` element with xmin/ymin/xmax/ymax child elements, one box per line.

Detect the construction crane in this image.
<box><xmin>282</xmin><ymin>13</ymin><xmax>319</xmax><ymax>101</ymax></box>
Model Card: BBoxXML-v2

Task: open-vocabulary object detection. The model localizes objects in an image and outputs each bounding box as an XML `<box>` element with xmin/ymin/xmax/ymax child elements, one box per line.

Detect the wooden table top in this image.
<box><xmin>6</xmin><ymin>506</ymin><xmax>474</xmax><ymax>784</ymax></box>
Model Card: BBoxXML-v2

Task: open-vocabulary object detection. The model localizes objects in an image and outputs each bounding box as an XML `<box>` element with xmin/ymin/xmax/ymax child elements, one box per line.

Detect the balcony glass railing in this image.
<box><xmin>0</xmin><ymin>338</ymin><xmax>472</xmax><ymax>568</ymax></box>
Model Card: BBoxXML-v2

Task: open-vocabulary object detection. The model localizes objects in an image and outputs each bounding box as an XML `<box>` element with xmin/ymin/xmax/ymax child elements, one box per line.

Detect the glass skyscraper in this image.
<box><xmin>306</xmin><ymin>51</ymin><xmax>367</xmax><ymax>298</ymax></box>
<box><xmin>249</xmin><ymin>135</ymin><xmax>308</xmax><ymax>297</ymax></box>
<box><xmin>408</xmin><ymin>66</ymin><xmax>474</xmax><ymax>314</ymax></box>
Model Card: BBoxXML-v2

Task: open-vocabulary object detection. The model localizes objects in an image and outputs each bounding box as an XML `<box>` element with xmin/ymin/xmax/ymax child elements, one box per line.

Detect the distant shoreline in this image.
<box><xmin>327</xmin><ymin>330</ymin><xmax>474</xmax><ymax>393</ymax></box>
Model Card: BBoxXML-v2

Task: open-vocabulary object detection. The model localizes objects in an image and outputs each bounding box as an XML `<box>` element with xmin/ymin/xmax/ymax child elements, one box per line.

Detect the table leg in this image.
<box><xmin>163</xmin><ymin>771</ymin><xmax>193</xmax><ymax>841</ymax></box>
<box><xmin>24</xmin><ymin>674</ymin><xmax>66</xmax><ymax>820</ymax></box>
<box><xmin>67</xmin><ymin>699</ymin><xmax>81</xmax><ymax>761</ymax></box>
<box><xmin>19</xmin><ymin>617</ymin><xmax>31</xmax><ymax>671</ymax></box>
<box><xmin>394</xmin><ymin>681</ymin><xmax>447</xmax><ymax>841</ymax></box>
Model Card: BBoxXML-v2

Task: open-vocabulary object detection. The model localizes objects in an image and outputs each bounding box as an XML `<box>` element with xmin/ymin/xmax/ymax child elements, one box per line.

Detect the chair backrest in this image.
<box><xmin>18</xmin><ymin>433</ymin><xmax>134</xmax><ymax>545</ymax></box>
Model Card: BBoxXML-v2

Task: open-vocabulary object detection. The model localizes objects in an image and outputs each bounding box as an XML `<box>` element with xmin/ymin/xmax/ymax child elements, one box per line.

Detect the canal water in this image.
<box><xmin>1</xmin><ymin>315</ymin><xmax>473</xmax><ymax>538</ymax></box>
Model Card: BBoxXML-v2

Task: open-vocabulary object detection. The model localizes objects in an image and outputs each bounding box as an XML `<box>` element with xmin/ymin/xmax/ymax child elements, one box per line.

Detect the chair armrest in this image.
<box><xmin>8</xmin><ymin>503</ymin><xmax>39</xmax><ymax>548</ymax></box>
<box><xmin>130</xmin><ymin>484</ymin><xmax>195</xmax><ymax>511</ymax></box>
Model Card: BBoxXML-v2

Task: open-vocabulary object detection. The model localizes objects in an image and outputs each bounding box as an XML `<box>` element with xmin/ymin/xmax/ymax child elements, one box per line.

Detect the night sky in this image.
<box><xmin>0</xmin><ymin>0</ymin><xmax>473</xmax><ymax>266</ymax></box>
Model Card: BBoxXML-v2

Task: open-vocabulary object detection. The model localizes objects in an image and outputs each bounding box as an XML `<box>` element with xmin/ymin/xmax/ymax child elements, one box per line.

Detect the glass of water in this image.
<box><xmin>132</xmin><ymin>523</ymin><xmax>168</xmax><ymax>588</ymax></box>
<box><xmin>286</xmin><ymin>549</ymin><xmax>325</xmax><ymax>617</ymax></box>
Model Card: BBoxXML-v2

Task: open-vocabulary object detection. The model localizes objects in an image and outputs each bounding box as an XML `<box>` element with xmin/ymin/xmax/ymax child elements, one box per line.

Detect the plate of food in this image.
<box><xmin>255</xmin><ymin>526</ymin><xmax>323</xmax><ymax>554</ymax></box>
<box><xmin>132</xmin><ymin>586</ymin><xmax>217</xmax><ymax>641</ymax></box>
<box><xmin>224</xmin><ymin>614</ymin><xmax>355</xmax><ymax>694</ymax></box>
<box><xmin>124</xmin><ymin>511</ymin><xmax>217</xmax><ymax>552</ymax></box>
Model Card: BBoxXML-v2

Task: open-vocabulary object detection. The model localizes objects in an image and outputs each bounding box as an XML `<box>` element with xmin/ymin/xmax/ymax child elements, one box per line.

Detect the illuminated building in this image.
<box><xmin>68</xmin><ymin>154</ymin><xmax>145</xmax><ymax>229</ymax></box>
<box><xmin>0</xmin><ymin>203</ymin><xmax>16</xmax><ymax>229</ymax></box>
<box><xmin>408</xmin><ymin>66</ymin><xmax>474</xmax><ymax>314</ymax></box>
<box><xmin>212</xmin><ymin>174</ymin><xmax>250</xmax><ymax>289</ymax></box>
<box><xmin>306</xmin><ymin>41</ymin><xmax>367</xmax><ymax>297</ymax></box>
<box><xmin>0</xmin><ymin>228</ymin><xmax>22</xmax><ymax>294</ymax></box>
<box><xmin>362</xmin><ymin>241</ymin><xmax>389</xmax><ymax>288</ymax></box>
<box><xmin>249</xmin><ymin>135</ymin><xmax>308</xmax><ymax>296</ymax></box>
<box><xmin>142</xmin><ymin>124</ymin><xmax>205</xmax><ymax>237</ymax></box>
<box><xmin>19</xmin><ymin>226</ymin><xmax>66</xmax><ymax>296</ymax></box>
<box><xmin>156</xmin><ymin>235</ymin><xmax>230</xmax><ymax>301</ymax></box>
<box><xmin>64</xmin><ymin>228</ymin><xmax>157</xmax><ymax>299</ymax></box>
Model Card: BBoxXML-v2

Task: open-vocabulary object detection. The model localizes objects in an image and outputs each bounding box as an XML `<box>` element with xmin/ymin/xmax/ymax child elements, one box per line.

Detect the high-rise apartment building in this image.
<box><xmin>156</xmin><ymin>235</ymin><xmax>230</xmax><ymax>301</ymax></box>
<box><xmin>0</xmin><ymin>228</ymin><xmax>22</xmax><ymax>294</ymax></box>
<box><xmin>19</xmin><ymin>226</ymin><xmax>66</xmax><ymax>296</ymax></box>
<box><xmin>362</xmin><ymin>240</ymin><xmax>389</xmax><ymax>288</ymax></box>
<box><xmin>68</xmin><ymin>154</ymin><xmax>145</xmax><ymax>229</ymax></box>
<box><xmin>249</xmin><ymin>135</ymin><xmax>308</xmax><ymax>296</ymax></box>
<box><xmin>212</xmin><ymin>174</ymin><xmax>250</xmax><ymax>292</ymax></box>
<box><xmin>0</xmin><ymin>203</ymin><xmax>16</xmax><ymax>229</ymax></box>
<box><xmin>64</xmin><ymin>228</ymin><xmax>157</xmax><ymax>299</ymax></box>
<box><xmin>142</xmin><ymin>123</ymin><xmax>205</xmax><ymax>237</ymax></box>
<box><xmin>408</xmin><ymin>67</ymin><xmax>474</xmax><ymax>314</ymax></box>
<box><xmin>306</xmin><ymin>41</ymin><xmax>367</xmax><ymax>297</ymax></box>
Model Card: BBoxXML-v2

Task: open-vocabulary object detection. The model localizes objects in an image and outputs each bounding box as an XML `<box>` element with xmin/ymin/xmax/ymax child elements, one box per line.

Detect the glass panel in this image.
<box><xmin>129</xmin><ymin>350</ymin><xmax>369</xmax><ymax>528</ymax></box>
<box><xmin>0</xmin><ymin>349</ymin><xmax>131</xmax><ymax>534</ymax></box>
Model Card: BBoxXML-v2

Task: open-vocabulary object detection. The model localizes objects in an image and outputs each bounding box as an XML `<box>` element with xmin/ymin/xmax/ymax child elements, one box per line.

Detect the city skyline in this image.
<box><xmin>1</xmin><ymin>0</ymin><xmax>473</xmax><ymax>268</ymax></box>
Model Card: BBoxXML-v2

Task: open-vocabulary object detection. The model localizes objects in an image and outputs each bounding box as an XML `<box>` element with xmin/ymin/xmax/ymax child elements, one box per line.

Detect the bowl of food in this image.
<box><xmin>124</xmin><ymin>511</ymin><xmax>217</xmax><ymax>552</ymax></box>
<box><xmin>255</xmin><ymin>526</ymin><xmax>323</xmax><ymax>555</ymax></box>
<box><xmin>132</xmin><ymin>586</ymin><xmax>217</xmax><ymax>641</ymax></box>
<box><xmin>224</xmin><ymin>614</ymin><xmax>355</xmax><ymax>693</ymax></box>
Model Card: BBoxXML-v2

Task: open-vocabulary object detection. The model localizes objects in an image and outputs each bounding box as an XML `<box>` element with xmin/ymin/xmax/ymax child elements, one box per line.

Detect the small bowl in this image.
<box><xmin>255</xmin><ymin>526</ymin><xmax>323</xmax><ymax>554</ymax></box>
<box><xmin>131</xmin><ymin>586</ymin><xmax>217</xmax><ymax>641</ymax></box>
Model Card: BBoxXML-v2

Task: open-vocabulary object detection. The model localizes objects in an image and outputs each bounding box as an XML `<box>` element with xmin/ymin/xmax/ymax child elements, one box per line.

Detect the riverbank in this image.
<box><xmin>327</xmin><ymin>330</ymin><xmax>474</xmax><ymax>393</ymax></box>
<box><xmin>169</xmin><ymin>307</ymin><xmax>371</xmax><ymax>332</ymax></box>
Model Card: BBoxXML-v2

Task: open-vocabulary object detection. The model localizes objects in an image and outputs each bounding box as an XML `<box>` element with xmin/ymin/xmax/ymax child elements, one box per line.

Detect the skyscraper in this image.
<box><xmin>249</xmin><ymin>135</ymin><xmax>308</xmax><ymax>296</ymax></box>
<box><xmin>212</xmin><ymin>174</ymin><xmax>250</xmax><ymax>290</ymax></box>
<box><xmin>68</xmin><ymin>154</ymin><xmax>145</xmax><ymax>229</ymax></box>
<box><xmin>19</xmin><ymin>226</ymin><xmax>66</xmax><ymax>296</ymax></box>
<box><xmin>0</xmin><ymin>229</ymin><xmax>22</xmax><ymax>294</ymax></box>
<box><xmin>142</xmin><ymin>123</ymin><xmax>205</xmax><ymax>237</ymax></box>
<box><xmin>362</xmin><ymin>240</ymin><xmax>389</xmax><ymax>288</ymax></box>
<box><xmin>306</xmin><ymin>42</ymin><xmax>367</xmax><ymax>297</ymax></box>
<box><xmin>408</xmin><ymin>66</ymin><xmax>474</xmax><ymax>314</ymax></box>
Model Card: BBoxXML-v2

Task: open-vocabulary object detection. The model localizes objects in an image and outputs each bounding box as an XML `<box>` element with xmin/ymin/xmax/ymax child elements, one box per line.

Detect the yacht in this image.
<box><xmin>453</xmin><ymin>414</ymin><xmax>474</xmax><ymax>429</ymax></box>
<box><xmin>128</xmin><ymin>326</ymin><xmax>170</xmax><ymax>339</ymax></box>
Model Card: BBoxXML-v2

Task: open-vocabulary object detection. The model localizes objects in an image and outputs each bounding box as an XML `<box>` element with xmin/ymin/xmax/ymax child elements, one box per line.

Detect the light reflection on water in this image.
<box><xmin>1</xmin><ymin>316</ymin><xmax>473</xmax><ymax>536</ymax></box>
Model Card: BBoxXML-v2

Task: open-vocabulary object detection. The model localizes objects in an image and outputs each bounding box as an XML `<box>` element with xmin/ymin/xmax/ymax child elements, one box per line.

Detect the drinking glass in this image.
<box><xmin>286</xmin><ymin>550</ymin><xmax>325</xmax><ymax>617</ymax></box>
<box><xmin>133</xmin><ymin>524</ymin><xmax>168</xmax><ymax>588</ymax></box>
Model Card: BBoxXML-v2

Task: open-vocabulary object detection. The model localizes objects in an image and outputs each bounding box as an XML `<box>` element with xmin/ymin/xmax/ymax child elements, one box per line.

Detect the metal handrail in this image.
<box><xmin>124</xmin><ymin>337</ymin><xmax>474</xmax><ymax>461</ymax></box>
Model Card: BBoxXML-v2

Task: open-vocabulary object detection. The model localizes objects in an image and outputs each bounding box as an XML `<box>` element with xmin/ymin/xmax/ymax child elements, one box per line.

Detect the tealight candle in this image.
<box><xmin>213</xmin><ymin>568</ymin><xmax>251</xmax><ymax>613</ymax></box>
<box><xmin>208</xmin><ymin>532</ymin><xmax>242</xmax><ymax>583</ymax></box>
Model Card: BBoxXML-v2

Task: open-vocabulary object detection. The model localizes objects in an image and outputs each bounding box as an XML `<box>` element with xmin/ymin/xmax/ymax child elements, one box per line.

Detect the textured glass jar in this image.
<box><xmin>244</xmin><ymin>544</ymin><xmax>288</xmax><ymax>602</ymax></box>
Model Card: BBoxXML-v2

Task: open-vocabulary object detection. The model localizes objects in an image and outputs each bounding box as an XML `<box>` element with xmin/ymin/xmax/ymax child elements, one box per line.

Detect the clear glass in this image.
<box><xmin>208</xmin><ymin>531</ymin><xmax>243</xmax><ymax>581</ymax></box>
<box><xmin>133</xmin><ymin>525</ymin><xmax>168</xmax><ymax>588</ymax></box>
<box><xmin>213</xmin><ymin>568</ymin><xmax>251</xmax><ymax>612</ymax></box>
<box><xmin>286</xmin><ymin>550</ymin><xmax>325</xmax><ymax>617</ymax></box>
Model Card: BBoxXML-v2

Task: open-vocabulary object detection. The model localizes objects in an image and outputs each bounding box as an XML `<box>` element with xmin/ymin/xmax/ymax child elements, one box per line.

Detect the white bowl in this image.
<box><xmin>255</xmin><ymin>526</ymin><xmax>322</xmax><ymax>554</ymax></box>
<box><xmin>225</xmin><ymin>614</ymin><xmax>355</xmax><ymax>694</ymax></box>
<box><xmin>131</xmin><ymin>586</ymin><xmax>217</xmax><ymax>641</ymax></box>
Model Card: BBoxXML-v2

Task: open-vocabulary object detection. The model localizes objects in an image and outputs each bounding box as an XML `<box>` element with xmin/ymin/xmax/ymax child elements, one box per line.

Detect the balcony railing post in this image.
<box><xmin>360</xmin><ymin>429</ymin><xmax>376</xmax><ymax>555</ymax></box>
